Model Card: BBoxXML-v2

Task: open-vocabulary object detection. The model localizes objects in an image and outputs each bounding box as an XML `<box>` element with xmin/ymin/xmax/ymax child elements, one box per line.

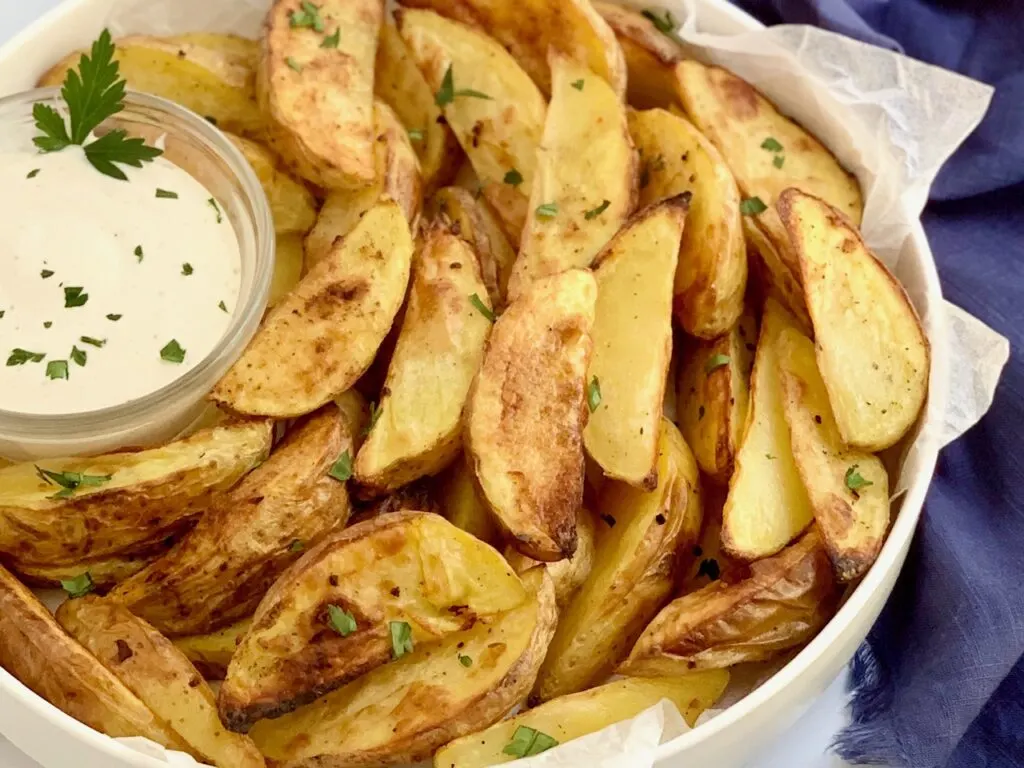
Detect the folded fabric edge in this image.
<box><xmin>832</xmin><ymin>643</ymin><xmax>911</xmax><ymax>765</ymax></box>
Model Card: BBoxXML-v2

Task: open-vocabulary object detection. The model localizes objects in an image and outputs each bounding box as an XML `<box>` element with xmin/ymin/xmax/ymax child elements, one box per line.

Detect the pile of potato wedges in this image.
<box><xmin>0</xmin><ymin>1</ymin><xmax>930</xmax><ymax>765</ymax></box>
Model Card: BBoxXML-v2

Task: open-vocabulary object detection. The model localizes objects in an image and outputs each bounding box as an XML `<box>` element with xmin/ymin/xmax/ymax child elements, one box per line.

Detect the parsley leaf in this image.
<box><xmin>390</xmin><ymin>621</ymin><xmax>414</xmax><ymax>658</ymax></box>
<box><xmin>182</xmin><ymin>263</ymin><xmax>194</xmax><ymax>276</ymax></box>
<box><xmin>46</xmin><ymin>360</ymin><xmax>69</xmax><ymax>380</ymax></box>
<box><xmin>704</xmin><ymin>354</ymin><xmax>730</xmax><ymax>374</ymax></box>
<box><xmin>27</xmin><ymin>169</ymin><xmax>40</xmax><ymax>179</ymax></box>
<box><xmin>326</xmin><ymin>605</ymin><xmax>357</xmax><ymax>636</ymax></box>
<box><xmin>64</xmin><ymin>286</ymin><xmax>88</xmax><ymax>308</ymax></box>
<box><xmin>535</xmin><ymin>202</ymin><xmax>558</xmax><ymax>219</ymax></box>
<box><xmin>469</xmin><ymin>293</ymin><xmax>495</xmax><ymax>322</ymax></box>
<box><xmin>322</xmin><ymin>29</ymin><xmax>341</xmax><ymax>48</ymax></box>
<box><xmin>155</xmin><ymin>188</ymin><xmax>178</xmax><ymax>199</ymax></box>
<box><xmin>83</xmin><ymin>129</ymin><xmax>163</xmax><ymax>181</ymax></box>
<box><xmin>642</xmin><ymin>8</ymin><xmax>680</xmax><ymax>38</ymax></box>
<box><xmin>7</xmin><ymin>349</ymin><xmax>45</xmax><ymax>366</ymax></box>
<box><xmin>35</xmin><ymin>467</ymin><xmax>111</xmax><ymax>499</ymax></box>
<box><xmin>41</xmin><ymin>269</ymin><xmax>54</xmax><ymax>279</ymax></box>
<box><xmin>208</xmin><ymin>197</ymin><xmax>223</xmax><ymax>223</ymax></box>
<box><xmin>584</xmin><ymin>199</ymin><xmax>611</xmax><ymax>220</ymax></box>
<box><xmin>289</xmin><ymin>539</ymin><xmax>305</xmax><ymax>552</ymax></box>
<box><xmin>587</xmin><ymin>376</ymin><xmax>602</xmax><ymax>413</ymax></box>
<box><xmin>290</xmin><ymin>1</ymin><xmax>325</xmax><ymax>32</ymax></box>
<box><xmin>106</xmin><ymin>313</ymin><xmax>122</xmax><ymax>321</ymax></box>
<box><xmin>160</xmin><ymin>340</ymin><xmax>186</xmax><ymax>363</ymax></box>
<box><xmin>760</xmin><ymin>137</ymin><xmax>783</xmax><ymax>152</ymax></box>
<box><xmin>503</xmin><ymin>168</ymin><xmax>523</xmax><ymax>186</ymax></box>
<box><xmin>60</xmin><ymin>572</ymin><xmax>95</xmax><ymax>599</ymax></box>
<box><xmin>218</xmin><ymin>301</ymin><xmax>228</xmax><ymax>313</ymax></box>
<box><xmin>134</xmin><ymin>245</ymin><xmax>143</xmax><ymax>262</ymax></box>
<box><xmin>80</xmin><ymin>336</ymin><xmax>105</xmax><ymax>348</ymax></box>
<box><xmin>845</xmin><ymin>465</ymin><xmax>873</xmax><ymax>496</ymax></box>
<box><xmin>773</xmin><ymin>154</ymin><xmax>785</xmax><ymax>169</ymax></box>
<box><xmin>328</xmin><ymin>450</ymin><xmax>353</xmax><ymax>482</ymax></box>
<box><xmin>503</xmin><ymin>726</ymin><xmax>559</xmax><ymax>758</ymax></box>
<box><xmin>458</xmin><ymin>653</ymin><xmax>473</xmax><ymax>667</ymax></box>
<box><xmin>571</xmin><ymin>79</ymin><xmax>585</xmax><ymax>91</ymax></box>
<box><xmin>434</xmin><ymin>65</ymin><xmax>492</xmax><ymax>106</ymax></box>
<box><xmin>32</xmin><ymin>103</ymin><xmax>70</xmax><ymax>152</ymax></box>
<box><xmin>70</xmin><ymin>346</ymin><xmax>87</xmax><ymax>367</ymax></box>
<box><xmin>739</xmin><ymin>196</ymin><xmax>767</xmax><ymax>216</ymax></box>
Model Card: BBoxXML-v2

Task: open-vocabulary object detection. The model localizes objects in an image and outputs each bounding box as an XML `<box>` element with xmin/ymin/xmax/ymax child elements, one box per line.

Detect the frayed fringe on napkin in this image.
<box><xmin>832</xmin><ymin>644</ymin><xmax>911</xmax><ymax>765</ymax></box>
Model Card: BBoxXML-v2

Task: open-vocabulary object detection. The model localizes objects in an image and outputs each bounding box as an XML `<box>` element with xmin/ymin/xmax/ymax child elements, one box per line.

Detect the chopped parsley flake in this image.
<box><xmin>60</xmin><ymin>572</ymin><xmax>95</xmax><ymax>599</ymax></box>
<box><xmin>535</xmin><ymin>202</ymin><xmax>558</xmax><ymax>219</ymax></box>
<box><xmin>458</xmin><ymin>653</ymin><xmax>473</xmax><ymax>667</ymax></box>
<box><xmin>289</xmin><ymin>539</ymin><xmax>305</xmax><ymax>553</ymax></box>
<box><xmin>46</xmin><ymin>360</ymin><xmax>69</xmax><ymax>380</ymax></box>
<box><xmin>35</xmin><ymin>467</ymin><xmax>111</xmax><ymax>499</ymax></box>
<box><xmin>326</xmin><ymin>605</ymin><xmax>357</xmax><ymax>636</ymax></box>
<box><xmin>155</xmin><ymin>188</ymin><xmax>178</xmax><ymax>199</ymax></box>
<box><xmin>70</xmin><ymin>346</ymin><xmax>87</xmax><ymax>367</ymax></box>
<box><xmin>26</xmin><ymin>169</ymin><xmax>40</xmax><ymax>179</ymax></box>
<box><xmin>290</xmin><ymin>1</ymin><xmax>325</xmax><ymax>32</ymax></box>
<box><xmin>106</xmin><ymin>313</ymin><xmax>122</xmax><ymax>321</ymax></box>
<box><xmin>773</xmin><ymin>154</ymin><xmax>786</xmax><ymax>169</ymax></box>
<box><xmin>321</xmin><ymin>28</ymin><xmax>340</xmax><ymax>48</ymax></box>
<box><xmin>503</xmin><ymin>726</ymin><xmax>559</xmax><ymax>758</ymax></box>
<box><xmin>434</xmin><ymin>65</ymin><xmax>492</xmax><ymax>107</ymax></box>
<box><xmin>218</xmin><ymin>301</ymin><xmax>229</xmax><ymax>313</ymax></box>
<box><xmin>587</xmin><ymin>376</ymin><xmax>602</xmax><ymax>413</ymax></box>
<box><xmin>40</xmin><ymin>269</ymin><xmax>54</xmax><ymax>279</ymax></box>
<box><xmin>7</xmin><ymin>349</ymin><xmax>45</xmax><ymax>366</ymax></box>
<box><xmin>390</xmin><ymin>621</ymin><xmax>414</xmax><ymax>658</ymax></box>
<box><xmin>469</xmin><ymin>293</ymin><xmax>495</xmax><ymax>322</ymax></box>
<box><xmin>705</xmin><ymin>354</ymin><xmax>730</xmax><ymax>374</ymax></box>
<box><xmin>642</xmin><ymin>8</ymin><xmax>679</xmax><ymax>38</ymax></box>
<box><xmin>328</xmin><ymin>450</ymin><xmax>353</xmax><ymax>482</ymax></box>
<box><xmin>845</xmin><ymin>465</ymin><xmax>873</xmax><ymax>496</ymax></box>
<box><xmin>208</xmin><ymin>197</ymin><xmax>223</xmax><ymax>223</ymax></box>
<box><xmin>80</xmin><ymin>336</ymin><xmax>105</xmax><ymax>347</ymax></box>
<box><xmin>503</xmin><ymin>168</ymin><xmax>523</xmax><ymax>186</ymax></box>
<box><xmin>571</xmin><ymin>79</ymin><xmax>585</xmax><ymax>91</ymax></box>
<box><xmin>160</xmin><ymin>339</ymin><xmax>186</xmax><ymax>364</ymax></box>
<box><xmin>761</xmin><ymin>137</ymin><xmax>784</xmax><ymax>152</ymax></box>
<box><xmin>286</xmin><ymin>57</ymin><xmax>303</xmax><ymax>73</ymax></box>
<box><xmin>584</xmin><ymin>199</ymin><xmax>611</xmax><ymax>220</ymax></box>
<box><xmin>365</xmin><ymin>402</ymin><xmax>382</xmax><ymax>435</ymax></box>
<box><xmin>134</xmin><ymin>245</ymin><xmax>143</xmax><ymax>262</ymax></box>
<box><xmin>182</xmin><ymin>263</ymin><xmax>194</xmax><ymax>276</ymax></box>
<box><xmin>64</xmin><ymin>287</ymin><xmax>88</xmax><ymax>308</ymax></box>
<box><xmin>43</xmin><ymin>321</ymin><xmax>51</xmax><ymax>329</ymax></box>
<box><xmin>740</xmin><ymin>197</ymin><xmax>767</xmax><ymax>216</ymax></box>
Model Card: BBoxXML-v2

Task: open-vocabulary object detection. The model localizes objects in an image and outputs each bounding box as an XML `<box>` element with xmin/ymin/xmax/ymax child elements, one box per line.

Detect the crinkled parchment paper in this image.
<box><xmin>7</xmin><ymin>0</ymin><xmax>1011</xmax><ymax>765</ymax></box>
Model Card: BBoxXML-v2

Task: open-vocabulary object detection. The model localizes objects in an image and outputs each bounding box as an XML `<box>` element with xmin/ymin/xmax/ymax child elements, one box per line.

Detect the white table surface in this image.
<box><xmin>0</xmin><ymin>2</ymin><xmax>868</xmax><ymax>766</ymax></box>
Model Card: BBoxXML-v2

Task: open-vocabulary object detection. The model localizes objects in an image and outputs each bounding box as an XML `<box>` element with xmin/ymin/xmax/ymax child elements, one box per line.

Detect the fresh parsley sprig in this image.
<box><xmin>33</xmin><ymin>29</ymin><xmax>163</xmax><ymax>181</ymax></box>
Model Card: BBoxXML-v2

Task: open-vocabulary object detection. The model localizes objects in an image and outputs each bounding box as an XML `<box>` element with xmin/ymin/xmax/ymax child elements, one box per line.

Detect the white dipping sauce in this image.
<box><xmin>0</xmin><ymin>143</ymin><xmax>241</xmax><ymax>415</ymax></box>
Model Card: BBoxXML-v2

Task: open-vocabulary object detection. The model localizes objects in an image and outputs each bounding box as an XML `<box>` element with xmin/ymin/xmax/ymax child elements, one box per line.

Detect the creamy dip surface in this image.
<box><xmin>0</xmin><ymin>142</ymin><xmax>241</xmax><ymax>416</ymax></box>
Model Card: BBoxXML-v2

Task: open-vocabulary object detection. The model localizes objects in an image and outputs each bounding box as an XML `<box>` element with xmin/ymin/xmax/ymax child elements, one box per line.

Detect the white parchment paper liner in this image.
<box><xmin>5</xmin><ymin>0</ymin><xmax>1012</xmax><ymax>764</ymax></box>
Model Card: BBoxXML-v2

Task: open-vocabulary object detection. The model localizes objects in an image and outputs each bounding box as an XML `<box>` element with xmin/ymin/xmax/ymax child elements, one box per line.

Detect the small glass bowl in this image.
<box><xmin>0</xmin><ymin>88</ymin><xmax>273</xmax><ymax>460</ymax></box>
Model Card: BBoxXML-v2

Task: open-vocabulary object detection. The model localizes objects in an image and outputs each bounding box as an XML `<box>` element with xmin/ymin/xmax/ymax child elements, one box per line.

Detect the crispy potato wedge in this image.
<box><xmin>428</xmin><ymin>186</ymin><xmax>517</xmax><ymax>308</ymax></box>
<box><xmin>595</xmin><ymin>2</ymin><xmax>684</xmax><ymax>110</ymax></box>
<box><xmin>438</xmin><ymin>455</ymin><xmax>502</xmax><ymax>547</ymax></box>
<box><xmin>219</xmin><ymin>512</ymin><xmax>527</xmax><ymax>730</ymax></box>
<box><xmin>247</xmin><ymin>567</ymin><xmax>557</xmax><ymax>766</ymax></box>
<box><xmin>435</xmin><ymin>671</ymin><xmax>729</xmax><ymax>767</ymax></box>
<box><xmin>304</xmin><ymin>100</ymin><xmax>423</xmax><ymax>268</ymax></box>
<box><xmin>721</xmin><ymin>298</ymin><xmax>814</xmax><ymax>560</ymax></box>
<box><xmin>397</xmin><ymin>8</ymin><xmax>546</xmax><ymax>246</ymax></box>
<box><xmin>778</xmin><ymin>189</ymin><xmax>929</xmax><ymax>451</ymax></box>
<box><xmin>6</xmin><ymin>543</ymin><xmax>174</xmax><ymax>591</ymax></box>
<box><xmin>466</xmin><ymin>270</ymin><xmax>597</xmax><ymax>562</ymax></box>
<box><xmin>39</xmin><ymin>34</ymin><xmax>263</xmax><ymax>138</ymax></box>
<box><xmin>0</xmin><ymin>420</ymin><xmax>272</xmax><ymax>563</ymax></box>
<box><xmin>57</xmin><ymin>598</ymin><xmax>264</xmax><ymax>768</ymax></box>
<box><xmin>212</xmin><ymin>200</ymin><xmax>413</xmax><ymax>417</ymax></box>
<box><xmin>110</xmin><ymin>405</ymin><xmax>357</xmax><ymax>635</ymax></box>
<box><xmin>258</xmin><ymin>0</ymin><xmax>381</xmax><ymax>189</ymax></box>
<box><xmin>680</xmin><ymin>487</ymin><xmax>748</xmax><ymax>593</ymax></box>
<box><xmin>743</xmin><ymin>217</ymin><xmax>813</xmax><ymax>329</ymax></box>
<box><xmin>403</xmin><ymin>0</ymin><xmax>626</xmax><ymax>97</ymax></box>
<box><xmin>508</xmin><ymin>52</ymin><xmax>637</xmax><ymax>299</ymax></box>
<box><xmin>676</xmin><ymin>307</ymin><xmax>757</xmax><ymax>483</ymax></box>
<box><xmin>270</xmin><ymin>233</ymin><xmax>306</xmax><ymax>307</ymax></box>
<box><xmin>227</xmin><ymin>134</ymin><xmax>318</xmax><ymax>235</ymax></box>
<box><xmin>777</xmin><ymin>328</ymin><xmax>890</xmax><ymax>581</ymax></box>
<box><xmin>630</xmin><ymin>108</ymin><xmax>747</xmax><ymax>337</ymax></box>
<box><xmin>0</xmin><ymin>564</ymin><xmax>188</xmax><ymax>750</ymax></box>
<box><xmin>354</xmin><ymin>224</ymin><xmax>492</xmax><ymax>495</ymax></box>
<box><xmin>584</xmin><ymin>197</ymin><xmax>684</xmax><ymax>489</ymax></box>
<box><xmin>620</xmin><ymin>529</ymin><xmax>837</xmax><ymax>674</ymax></box>
<box><xmin>504</xmin><ymin>508</ymin><xmax>597</xmax><ymax>611</ymax></box>
<box><xmin>533</xmin><ymin>418</ymin><xmax>703</xmax><ymax>701</ymax></box>
<box><xmin>376</xmin><ymin>22</ymin><xmax>462</xmax><ymax>193</ymax></box>
<box><xmin>174</xmin><ymin>619</ymin><xmax>253</xmax><ymax>681</ymax></box>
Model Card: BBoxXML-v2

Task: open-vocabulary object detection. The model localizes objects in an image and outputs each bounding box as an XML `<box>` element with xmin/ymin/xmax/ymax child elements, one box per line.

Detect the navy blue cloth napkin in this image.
<box><xmin>726</xmin><ymin>1</ymin><xmax>1024</xmax><ymax>765</ymax></box>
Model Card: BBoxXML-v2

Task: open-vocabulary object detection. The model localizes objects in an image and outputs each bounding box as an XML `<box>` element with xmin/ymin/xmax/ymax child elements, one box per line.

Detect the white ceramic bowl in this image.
<box><xmin>0</xmin><ymin>2</ymin><xmax>946</xmax><ymax>767</ymax></box>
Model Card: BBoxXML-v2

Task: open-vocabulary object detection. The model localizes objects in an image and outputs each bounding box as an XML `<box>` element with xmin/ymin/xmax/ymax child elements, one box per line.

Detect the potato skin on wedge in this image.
<box><xmin>778</xmin><ymin>188</ymin><xmax>930</xmax><ymax>451</ymax></box>
<box><xmin>354</xmin><ymin>223</ymin><xmax>492</xmax><ymax>495</ymax></box>
<box><xmin>212</xmin><ymin>200</ymin><xmax>413</xmax><ymax>417</ymax></box>
<box><xmin>402</xmin><ymin>0</ymin><xmax>627</xmax><ymax>98</ymax></box>
<box><xmin>397</xmin><ymin>8</ymin><xmax>546</xmax><ymax>246</ymax></box>
<box><xmin>533</xmin><ymin>418</ymin><xmax>703</xmax><ymax>702</ymax></box>
<box><xmin>777</xmin><ymin>328</ymin><xmax>890</xmax><ymax>581</ymax></box>
<box><xmin>508</xmin><ymin>51</ymin><xmax>637</xmax><ymax>299</ymax></box>
<box><xmin>110</xmin><ymin>404</ymin><xmax>358</xmax><ymax>635</ymax></box>
<box><xmin>466</xmin><ymin>269</ymin><xmax>597</xmax><ymax>562</ymax></box>
<box><xmin>435</xmin><ymin>671</ymin><xmax>729</xmax><ymax>767</ymax></box>
<box><xmin>219</xmin><ymin>512</ymin><xmax>527</xmax><ymax>731</ymax></box>
<box><xmin>57</xmin><ymin>598</ymin><xmax>265</xmax><ymax>768</ymax></box>
<box><xmin>620</xmin><ymin>529</ymin><xmax>838</xmax><ymax>674</ymax></box>
<box><xmin>0</xmin><ymin>564</ymin><xmax>188</xmax><ymax>751</ymax></box>
<box><xmin>259</xmin><ymin>0</ymin><xmax>381</xmax><ymax>189</ymax></box>
<box><xmin>584</xmin><ymin>197</ymin><xmax>686</xmax><ymax>488</ymax></box>
<box><xmin>0</xmin><ymin>420</ymin><xmax>272</xmax><ymax>564</ymax></box>
<box><xmin>246</xmin><ymin>567</ymin><xmax>557</xmax><ymax>767</ymax></box>
<box><xmin>629</xmin><ymin>107</ymin><xmax>747</xmax><ymax>338</ymax></box>
<box><xmin>722</xmin><ymin>298</ymin><xmax>814</xmax><ymax>560</ymax></box>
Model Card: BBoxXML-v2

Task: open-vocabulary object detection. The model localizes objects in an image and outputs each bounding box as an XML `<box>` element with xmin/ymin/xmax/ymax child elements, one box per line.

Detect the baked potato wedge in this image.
<box><xmin>721</xmin><ymin>298</ymin><xmax>814</xmax><ymax>560</ymax></box>
<box><xmin>0</xmin><ymin>564</ymin><xmax>188</xmax><ymax>751</ymax></box>
<box><xmin>778</xmin><ymin>188</ymin><xmax>929</xmax><ymax>451</ymax></box>
<box><xmin>504</xmin><ymin>507</ymin><xmax>597</xmax><ymax>611</ymax></box>
<box><xmin>466</xmin><ymin>269</ymin><xmax>597</xmax><ymax>562</ymax></box>
<box><xmin>428</xmin><ymin>186</ymin><xmax>517</xmax><ymax>308</ymax></box>
<box><xmin>629</xmin><ymin>107</ymin><xmax>747</xmax><ymax>337</ymax></box>
<box><xmin>0</xmin><ymin>419</ymin><xmax>272</xmax><ymax>563</ymax></box>
<box><xmin>354</xmin><ymin>223</ymin><xmax>492</xmax><ymax>495</ymax></box>
<box><xmin>435</xmin><ymin>671</ymin><xmax>729</xmax><ymax>767</ymax></box>
<box><xmin>227</xmin><ymin>134</ymin><xmax>318</xmax><ymax>235</ymax></box>
<box><xmin>777</xmin><ymin>328</ymin><xmax>890</xmax><ymax>581</ymax></box>
<box><xmin>304</xmin><ymin>100</ymin><xmax>423</xmax><ymax>268</ymax></box>
<box><xmin>584</xmin><ymin>197</ymin><xmax>685</xmax><ymax>488</ymax></box>
<box><xmin>270</xmin><ymin>232</ymin><xmax>306</xmax><ymax>307</ymax></box>
<box><xmin>620</xmin><ymin>529</ymin><xmax>838</xmax><ymax>674</ymax></box>
<box><xmin>508</xmin><ymin>51</ymin><xmax>637</xmax><ymax>299</ymax></box>
<box><xmin>39</xmin><ymin>34</ymin><xmax>263</xmax><ymax>138</ymax></box>
<box><xmin>676</xmin><ymin>307</ymin><xmax>757</xmax><ymax>484</ymax></box>
<box><xmin>376</xmin><ymin>22</ymin><xmax>461</xmax><ymax>193</ymax></box>
<box><xmin>219</xmin><ymin>512</ymin><xmax>527</xmax><ymax>730</ymax></box>
<box><xmin>743</xmin><ymin>216</ymin><xmax>813</xmax><ymax>329</ymax></box>
<box><xmin>258</xmin><ymin>0</ymin><xmax>381</xmax><ymax>189</ymax></box>
<box><xmin>110</xmin><ymin>404</ymin><xmax>358</xmax><ymax>635</ymax></box>
<box><xmin>6</xmin><ymin>543</ymin><xmax>175</xmax><ymax>591</ymax></box>
<box><xmin>595</xmin><ymin>2</ymin><xmax>684</xmax><ymax>110</ymax></box>
<box><xmin>680</xmin><ymin>487</ymin><xmax>748</xmax><ymax>593</ymax></box>
<box><xmin>397</xmin><ymin>8</ymin><xmax>546</xmax><ymax>246</ymax></box>
<box><xmin>212</xmin><ymin>199</ymin><xmax>413</xmax><ymax>417</ymax></box>
<box><xmin>438</xmin><ymin>455</ymin><xmax>501</xmax><ymax>547</ymax></box>
<box><xmin>402</xmin><ymin>0</ymin><xmax>626</xmax><ymax>98</ymax></box>
<box><xmin>247</xmin><ymin>567</ymin><xmax>557</xmax><ymax>767</ymax></box>
<box><xmin>57</xmin><ymin>598</ymin><xmax>264</xmax><ymax>768</ymax></box>
<box><xmin>533</xmin><ymin>418</ymin><xmax>703</xmax><ymax>701</ymax></box>
<box><xmin>173</xmin><ymin>619</ymin><xmax>252</xmax><ymax>681</ymax></box>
